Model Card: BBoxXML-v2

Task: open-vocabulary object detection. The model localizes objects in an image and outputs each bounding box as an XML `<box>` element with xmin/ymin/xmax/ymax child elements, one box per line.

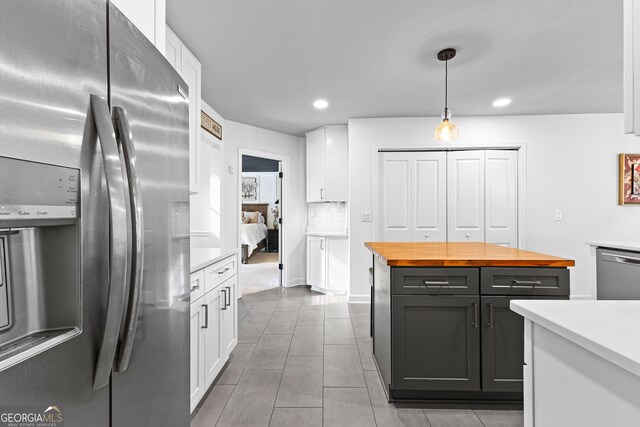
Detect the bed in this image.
<box><xmin>241</xmin><ymin>203</ymin><xmax>269</xmax><ymax>264</ymax></box>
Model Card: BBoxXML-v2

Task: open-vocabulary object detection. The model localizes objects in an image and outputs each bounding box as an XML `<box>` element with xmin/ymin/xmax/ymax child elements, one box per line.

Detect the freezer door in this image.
<box><xmin>108</xmin><ymin>5</ymin><xmax>190</xmax><ymax>426</ymax></box>
<box><xmin>0</xmin><ymin>1</ymin><xmax>111</xmax><ymax>426</ymax></box>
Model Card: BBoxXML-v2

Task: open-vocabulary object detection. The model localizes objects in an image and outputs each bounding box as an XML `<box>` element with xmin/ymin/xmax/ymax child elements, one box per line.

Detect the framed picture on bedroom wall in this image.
<box><xmin>242</xmin><ymin>177</ymin><xmax>259</xmax><ymax>201</ymax></box>
<box><xmin>619</xmin><ymin>154</ymin><xmax>640</xmax><ymax>205</ymax></box>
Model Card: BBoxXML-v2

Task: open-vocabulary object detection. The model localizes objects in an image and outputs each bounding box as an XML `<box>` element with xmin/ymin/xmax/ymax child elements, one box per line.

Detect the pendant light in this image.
<box><xmin>434</xmin><ymin>48</ymin><xmax>459</xmax><ymax>142</ymax></box>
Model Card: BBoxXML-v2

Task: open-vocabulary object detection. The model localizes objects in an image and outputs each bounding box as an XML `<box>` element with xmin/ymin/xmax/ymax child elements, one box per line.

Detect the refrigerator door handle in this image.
<box><xmin>113</xmin><ymin>106</ymin><xmax>145</xmax><ymax>373</ymax></box>
<box><xmin>90</xmin><ymin>95</ymin><xmax>130</xmax><ymax>390</ymax></box>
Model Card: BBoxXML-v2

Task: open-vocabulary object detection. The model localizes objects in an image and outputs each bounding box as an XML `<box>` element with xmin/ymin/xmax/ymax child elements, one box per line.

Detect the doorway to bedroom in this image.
<box><xmin>239</xmin><ymin>154</ymin><xmax>283</xmax><ymax>295</ymax></box>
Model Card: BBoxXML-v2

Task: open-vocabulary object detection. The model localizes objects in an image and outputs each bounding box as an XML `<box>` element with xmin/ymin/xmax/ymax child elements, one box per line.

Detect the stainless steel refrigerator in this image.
<box><xmin>0</xmin><ymin>1</ymin><xmax>190</xmax><ymax>426</ymax></box>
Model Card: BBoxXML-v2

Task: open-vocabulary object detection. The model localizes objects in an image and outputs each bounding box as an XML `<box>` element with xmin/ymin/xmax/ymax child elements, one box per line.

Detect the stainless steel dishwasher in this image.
<box><xmin>596</xmin><ymin>248</ymin><xmax>640</xmax><ymax>299</ymax></box>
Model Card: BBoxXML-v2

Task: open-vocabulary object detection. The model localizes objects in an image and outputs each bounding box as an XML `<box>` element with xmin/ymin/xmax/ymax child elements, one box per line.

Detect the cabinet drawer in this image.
<box><xmin>391</xmin><ymin>268</ymin><xmax>479</xmax><ymax>295</ymax></box>
<box><xmin>205</xmin><ymin>256</ymin><xmax>237</xmax><ymax>294</ymax></box>
<box><xmin>480</xmin><ymin>268</ymin><xmax>569</xmax><ymax>296</ymax></box>
<box><xmin>190</xmin><ymin>270</ymin><xmax>205</xmax><ymax>302</ymax></box>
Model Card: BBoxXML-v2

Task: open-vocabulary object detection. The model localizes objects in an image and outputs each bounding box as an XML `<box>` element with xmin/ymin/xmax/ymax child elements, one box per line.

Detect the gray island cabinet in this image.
<box><xmin>366</xmin><ymin>242</ymin><xmax>574</xmax><ymax>402</ymax></box>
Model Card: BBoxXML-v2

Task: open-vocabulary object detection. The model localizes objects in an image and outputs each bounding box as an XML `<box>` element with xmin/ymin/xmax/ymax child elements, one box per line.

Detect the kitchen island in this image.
<box><xmin>511</xmin><ymin>300</ymin><xmax>640</xmax><ymax>427</ymax></box>
<box><xmin>365</xmin><ymin>242</ymin><xmax>574</xmax><ymax>402</ymax></box>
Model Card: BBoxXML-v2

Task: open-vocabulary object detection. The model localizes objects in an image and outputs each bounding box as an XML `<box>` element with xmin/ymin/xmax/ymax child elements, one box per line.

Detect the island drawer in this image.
<box><xmin>391</xmin><ymin>268</ymin><xmax>479</xmax><ymax>295</ymax></box>
<box><xmin>480</xmin><ymin>267</ymin><xmax>569</xmax><ymax>296</ymax></box>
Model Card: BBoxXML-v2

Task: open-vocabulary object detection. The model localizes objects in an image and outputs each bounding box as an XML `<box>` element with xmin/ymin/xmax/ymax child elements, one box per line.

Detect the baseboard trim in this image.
<box><xmin>570</xmin><ymin>294</ymin><xmax>594</xmax><ymax>300</ymax></box>
<box><xmin>310</xmin><ymin>286</ymin><xmax>347</xmax><ymax>296</ymax></box>
<box><xmin>348</xmin><ymin>294</ymin><xmax>371</xmax><ymax>304</ymax></box>
<box><xmin>286</xmin><ymin>277</ymin><xmax>307</xmax><ymax>288</ymax></box>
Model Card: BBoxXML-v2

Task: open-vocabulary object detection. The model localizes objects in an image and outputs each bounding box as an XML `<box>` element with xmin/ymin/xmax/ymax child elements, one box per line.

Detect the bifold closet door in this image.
<box><xmin>412</xmin><ymin>152</ymin><xmax>447</xmax><ymax>241</ymax></box>
<box><xmin>447</xmin><ymin>151</ymin><xmax>485</xmax><ymax>242</ymax></box>
<box><xmin>381</xmin><ymin>152</ymin><xmax>412</xmax><ymax>241</ymax></box>
<box><xmin>485</xmin><ymin>150</ymin><xmax>518</xmax><ymax>247</ymax></box>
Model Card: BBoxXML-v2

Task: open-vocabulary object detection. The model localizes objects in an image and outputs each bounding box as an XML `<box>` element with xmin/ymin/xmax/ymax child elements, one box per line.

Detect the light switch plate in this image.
<box><xmin>360</xmin><ymin>211</ymin><xmax>372</xmax><ymax>222</ymax></box>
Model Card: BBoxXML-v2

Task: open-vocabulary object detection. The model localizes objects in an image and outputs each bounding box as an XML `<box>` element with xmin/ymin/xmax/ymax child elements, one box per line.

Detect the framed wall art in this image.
<box><xmin>619</xmin><ymin>153</ymin><xmax>640</xmax><ymax>205</ymax></box>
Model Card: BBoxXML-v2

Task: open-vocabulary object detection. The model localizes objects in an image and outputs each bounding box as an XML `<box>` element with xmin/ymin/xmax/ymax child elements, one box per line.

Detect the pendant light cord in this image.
<box><xmin>444</xmin><ymin>59</ymin><xmax>448</xmax><ymax>113</ymax></box>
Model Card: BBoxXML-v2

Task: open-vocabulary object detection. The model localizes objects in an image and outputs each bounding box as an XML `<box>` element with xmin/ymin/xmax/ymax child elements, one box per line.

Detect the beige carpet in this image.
<box><xmin>238</xmin><ymin>250</ymin><xmax>280</xmax><ymax>296</ymax></box>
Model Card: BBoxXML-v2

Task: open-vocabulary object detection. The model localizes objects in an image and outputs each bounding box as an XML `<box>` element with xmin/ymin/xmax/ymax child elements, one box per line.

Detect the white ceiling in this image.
<box><xmin>166</xmin><ymin>0</ymin><xmax>622</xmax><ymax>136</ymax></box>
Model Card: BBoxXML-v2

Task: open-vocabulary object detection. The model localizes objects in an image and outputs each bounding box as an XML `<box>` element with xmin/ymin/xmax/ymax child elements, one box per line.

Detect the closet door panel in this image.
<box><xmin>485</xmin><ymin>150</ymin><xmax>518</xmax><ymax>247</ymax></box>
<box><xmin>381</xmin><ymin>152</ymin><xmax>412</xmax><ymax>241</ymax></box>
<box><xmin>412</xmin><ymin>152</ymin><xmax>447</xmax><ymax>241</ymax></box>
<box><xmin>447</xmin><ymin>151</ymin><xmax>485</xmax><ymax>242</ymax></box>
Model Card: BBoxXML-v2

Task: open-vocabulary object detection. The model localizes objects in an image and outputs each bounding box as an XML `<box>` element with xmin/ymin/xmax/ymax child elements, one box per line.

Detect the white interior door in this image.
<box><xmin>412</xmin><ymin>152</ymin><xmax>447</xmax><ymax>241</ymax></box>
<box><xmin>381</xmin><ymin>152</ymin><xmax>412</xmax><ymax>241</ymax></box>
<box><xmin>485</xmin><ymin>150</ymin><xmax>518</xmax><ymax>247</ymax></box>
<box><xmin>447</xmin><ymin>150</ymin><xmax>485</xmax><ymax>242</ymax></box>
<box><xmin>307</xmin><ymin>236</ymin><xmax>326</xmax><ymax>289</ymax></box>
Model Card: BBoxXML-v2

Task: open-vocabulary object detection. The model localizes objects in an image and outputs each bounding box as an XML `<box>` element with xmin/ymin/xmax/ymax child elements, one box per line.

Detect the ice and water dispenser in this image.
<box><xmin>0</xmin><ymin>156</ymin><xmax>80</xmax><ymax>370</ymax></box>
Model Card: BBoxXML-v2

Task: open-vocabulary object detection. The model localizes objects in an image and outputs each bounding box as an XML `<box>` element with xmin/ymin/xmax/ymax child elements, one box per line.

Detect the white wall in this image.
<box><xmin>222</xmin><ymin>121</ymin><xmax>307</xmax><ymax>286</ymax></box>
<box><xmin>191</xmin><ymin>100</ymin><xmax>224</xmax><ymax>248</ymax></box>
<box><xmin>349</xmin><ymin>114</ymin><xmax>640</xmax><ymax>301</ymax></box>
<box><xmin>111</xmin><ymin>0</ymin><xmax>166</xmax><ymax>53</ymax></box>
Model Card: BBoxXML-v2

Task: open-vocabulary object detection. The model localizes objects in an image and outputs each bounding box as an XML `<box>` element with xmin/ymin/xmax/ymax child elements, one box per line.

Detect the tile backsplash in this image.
<box><xmin>307</xmin><ymin>202</ymin><xmax>347</xmax><ymax>234</ymax></box>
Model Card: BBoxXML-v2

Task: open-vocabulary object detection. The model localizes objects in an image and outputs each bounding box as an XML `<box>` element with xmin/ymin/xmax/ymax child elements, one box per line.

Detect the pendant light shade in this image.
<box><xmin>434</xmin><ymin>48</ymin><xmax>459</xmax><ymax>142</ymax></box>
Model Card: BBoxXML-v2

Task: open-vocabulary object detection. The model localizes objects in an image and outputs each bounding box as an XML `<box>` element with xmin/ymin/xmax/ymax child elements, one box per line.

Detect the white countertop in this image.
<box><xmin>306</xmin><ymin>231</ymin><xmax>348</xmax><ymax>237</ymax></box>
<box><xmin>511</xmin><ymin>300</ymin><xmax>640</xmax><ymax>377</ymax></box>
<box><xmin>586</xmin><ymin>241</ymin><xmax>640</xmax><ymax>252</ymax></box>
<box><xmin>190</xmin><ymin>248</ymin><xmax>237</xmax><ymax>273</ymax></box>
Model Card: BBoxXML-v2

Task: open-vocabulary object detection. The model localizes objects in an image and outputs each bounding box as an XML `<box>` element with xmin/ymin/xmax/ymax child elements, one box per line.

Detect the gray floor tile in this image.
<box><xmin>349</xmin><ymin>303</ymin><xmax>371</xmax><ymax>313</ymax></box>
<box><xmin>351</xmin><ymin>315</ymin><xmax>370</xmax><ymax>336</ymax></box>
<box><xmin>264</xmin><ymin>311</ymin><xmax>298</xmax><ymax>335</ymax></box>
<box><xmin>283</xmin><ymin>285</ymin><xmax>313</xmax><ymax>297</ymax></box>
<box><xmin>216</xmin><ymin>343</ymin><xmax>256</xmax><ymax>385</ymax></box>
<box><xmin>424</xmin><ymin>408</ymin><xmax>484</xmax><ymax>427</ymax></box>
<box><xmin>217</xmin><ymin>369</ymin><xmax>282</xmax><ymax>427</ymax></box>
<box><xmin>245</xmin><ymin>334</ymin><xmax>292</xmax><ymax>370</ymax></box>
<box><xmin>364</xmin><ymin>370</ymin><xmax>428</xmax><ymax>426</ymax></box>
<box><xmin>473</xmin><ymin>409</ymin><xmax>524</xmax><ymax>427</ymax></box>
<box><xmin>324</xmin><ymin>318</ymin><xmax>356</xmax><ymax>345</ymax></box>
<box><xmin>324</xmin><ymin>344</ymin><xmax>365</xmax><ymax>387</ymax></box>
<box><xmin>269</xmin><ymin>408</ymin><xmax>322</xmax><ymax>427</ymax></box>
<box><xmin>296</xmin><ymin>306</ymin><xmax>324</xmax><ymax>326</ymax></box>
<box><xmin>302</xmin><ymin>294</ymin><xmax>326</xmax><ymax>306</ymax></box>
<box><xmin>323</xmin><ymin>387</ymin><xmax>376</xmax><ymax>427</ymax></box>
<box><xmin>275</xmin><ymin>296</ymin><xmax>303</xmax><ymax>312</ymax></box>
<box><xmin>275</xmin><ymin>356</ymin><xmax>323</xmax><ymax>408</ymax></box>
<box><xmin>252</xmin><ymin>300</ymin><xmax>281</xmax><ymax>312</ymax></box>
<box><xmin>191</xmin><ymin>384</ymin><xmax>234</xmax><ymax>426</ymax></box>
<box><xmin>254</xmin><ymin>287</ymin><xmax>287</xmax><ymax>301</ymax></box>
<box><xmin>356</xmin><ymin>335</ymin><xmax>376</xmax><ymax>371</ymax></box>
<box><xmin>289</xmin><ymin>325</ymin><xmax>323</xmax><ymax>356</ymax></box>
<box><xmin>324</xmin><ymin>299</ymin><xmax>350</xmax><ymax>319</ymax></box>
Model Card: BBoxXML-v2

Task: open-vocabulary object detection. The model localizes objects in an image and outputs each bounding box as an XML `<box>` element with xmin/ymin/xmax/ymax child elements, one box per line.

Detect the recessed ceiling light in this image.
<box><xmin>313</xmin><ymin>99</ymin><xmax>329</xmax><ymax>110</ymax></box>
<box><xmin>492</xmin><ymin>98</ymin><xmax>512</xmax><ymax>107</ymax></box>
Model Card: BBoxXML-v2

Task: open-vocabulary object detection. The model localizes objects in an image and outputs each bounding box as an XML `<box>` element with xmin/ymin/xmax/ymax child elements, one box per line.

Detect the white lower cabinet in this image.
<box><xmin>190</xmin><ymin>255</ymin><xmax>238</xmax><ymax>412</ymax></box>
<box><xmin>306</xmin><ymin>236</ymin><xmax>348</xmax><ymax>295</ymax></box>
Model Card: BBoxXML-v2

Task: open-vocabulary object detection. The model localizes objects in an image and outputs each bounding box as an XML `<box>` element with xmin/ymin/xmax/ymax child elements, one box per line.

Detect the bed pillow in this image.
<box><xmin>241</xmin><ymin>211</ymin><xmax>249</xmax><ymax>224</ymax></box>
<box><xmin>258</xmin><ymin>213</ymin><xmax>265</xmax><ymax>224</ymax></box>
<box><xmin>246</xmin><ymin>211</ymin><xmax>261</xmax><ymax>224</ymax></box>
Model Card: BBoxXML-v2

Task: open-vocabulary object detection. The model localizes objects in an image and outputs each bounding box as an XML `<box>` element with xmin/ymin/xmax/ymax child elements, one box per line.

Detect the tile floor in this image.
<box><xmin>191</xmin><ymin>285</ymin><xmax>524</xmax><ymax>427</ymax></box>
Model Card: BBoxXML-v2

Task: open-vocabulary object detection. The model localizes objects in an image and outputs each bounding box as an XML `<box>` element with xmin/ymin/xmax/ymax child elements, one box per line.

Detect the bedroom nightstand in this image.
<box><xmin>267</xmin><ymin>229</ymin><xmax>279</xmax><ymax>253</ymax></box>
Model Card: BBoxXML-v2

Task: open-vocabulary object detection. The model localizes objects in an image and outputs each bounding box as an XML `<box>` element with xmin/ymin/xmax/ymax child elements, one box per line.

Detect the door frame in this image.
<box><xmin>237</xmin><ymin>148</ymin><xmax>288</xmax><ymax>291</ymax></box>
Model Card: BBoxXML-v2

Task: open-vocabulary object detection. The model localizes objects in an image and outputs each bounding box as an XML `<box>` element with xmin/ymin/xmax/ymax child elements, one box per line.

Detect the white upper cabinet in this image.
<box><xmin>111</xmin><ymin>0</ymin><xmax>165</xmax><ymax>53</ymax></box>
<box><xmin>306</xmin><ymin>126</ymin><xmax>348</xmax><ymax>202</ymax></box>
<box><xmin>485</xmin><ymin>150</ymin><xmax>518</xmax><ymax>247</ymax></box>
<box><xmin>412</xmin><ymin>152</ymin><xmax>447</xmax><ymax>242</ymax></box>
<box><xmin>447</xmin><ymin>150</ymin><xmax>485</xmax><ymax>243</ymax></box>
<box><xmin>165</xmin><ymin>27</ymin><xmax>202</xmax><ymax>194</ymax></box>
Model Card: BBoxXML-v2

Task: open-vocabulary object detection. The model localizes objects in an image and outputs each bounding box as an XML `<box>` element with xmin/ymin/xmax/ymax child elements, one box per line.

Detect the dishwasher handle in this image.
<box><xmin>601</xmin><ymin>252</ymin><xmax>640</xmax><ymax>266</ymax></box>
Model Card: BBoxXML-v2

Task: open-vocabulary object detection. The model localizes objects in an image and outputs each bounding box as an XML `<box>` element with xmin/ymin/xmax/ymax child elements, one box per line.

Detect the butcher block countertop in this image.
<box><xmin>365</xmin><ymin>242</ymin><xmax>575</xmax><ymax>267</ymax></box>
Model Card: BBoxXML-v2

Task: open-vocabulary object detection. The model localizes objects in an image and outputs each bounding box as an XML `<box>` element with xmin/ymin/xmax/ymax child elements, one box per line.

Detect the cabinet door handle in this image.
<box><xmin>320</xmin><ymin>240</ymin><xmax>324</xmax><ymax>250</ymax></box>
<box><xmin>511</xmin><ymin>280</ymin><xmax>542</xmax><ymax>286</ymax></box>
<box><xmin>423</xmin><ymin>280</ymin><xmax>450</xmax><ymax>286</ymax></box>
<box><xmin>471</xmin><ymin>302</ymin><xmax>479</xmax><ymax>328</ymax></box>
<box><xmin>320</xmin><ymin>188</ymin><xmax>324</xmax><ymax>200</ymax></box>
<box><xmin>225</xmin><ymin>286</ymin><xmax>231</xmax><ymax>307</ymax></box>
<box><xmin>201</xmin><ymin>304</ymin><xmax>208</xmax><ymax>329</ymax></box>
<box><xmin>190</xmin><ymin>284</ymin><xmax>200</xmax><ymax>292</ymax></box>
<box><xmin>221</xmin><ymin>289</ymin><xmax>227</xmax><ymax>310</ymax></box>
<box><xmin>486</xmin><ymin>303</ymin><xmax>494</xmax><ymax>328</ymax></box>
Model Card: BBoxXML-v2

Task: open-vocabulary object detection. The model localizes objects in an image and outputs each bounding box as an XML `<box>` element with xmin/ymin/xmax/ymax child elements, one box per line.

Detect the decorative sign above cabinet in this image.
<box><xmin>201</xmin><ymin>110</ymin><xmax>222</xmax><ymax>140</ymax></box>
<box><xmin>619</xmin><ymin>153</ymin><xmax>640</xmax><ymax>205</ymax></box>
